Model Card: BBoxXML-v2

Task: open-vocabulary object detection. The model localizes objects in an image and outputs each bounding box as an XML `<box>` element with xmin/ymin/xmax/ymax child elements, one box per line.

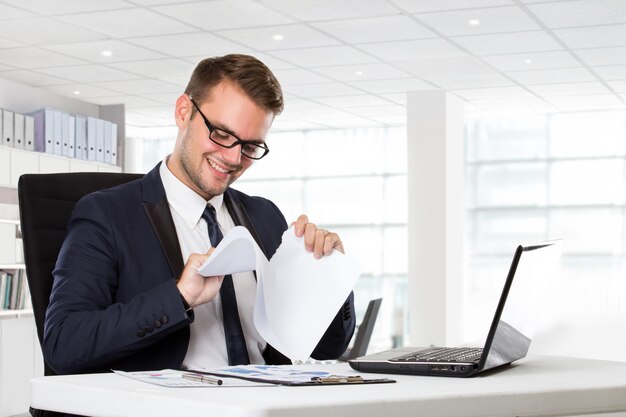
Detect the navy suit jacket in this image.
<box><xmin>44</xmin><ymin>163</ymin><xmax>355</xmax><ymax>374</ymax></box>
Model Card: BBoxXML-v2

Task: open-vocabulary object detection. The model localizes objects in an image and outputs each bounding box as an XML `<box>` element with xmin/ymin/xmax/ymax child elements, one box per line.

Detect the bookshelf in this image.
<box><xmin>0</xmin><ymin>76</ymin><xmax>125</xmax><ymax>417</ymax></box>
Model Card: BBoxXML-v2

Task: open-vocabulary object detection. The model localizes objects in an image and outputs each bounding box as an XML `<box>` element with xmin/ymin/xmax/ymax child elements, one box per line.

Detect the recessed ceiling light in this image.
<box><xmin>272</xmin><ymin>34</ymin><xmax>283</xmax><ymax>41</ymax></box>
<box><xmin>101</xmin><ymin>50</ymin><xmax>113</xmax><ymax>57</ymax></box>
<box><xmin>524</xmin><ymin>59</ymin><xmax>533</xmax><ymax>64</ymax></box>
<box><xmin>468</xmin><ymin>19</ymin><xmax>480</xmax><ymax>26</ymax></box>
<box><xmin>356</xmin><ymin>71</ymin><xmax>363</xmax><ymax>76</ymax></box>
<box><xmin>73</xmin><ymin>90</ymin><xmax>80</xmax><ymax>95</ymax></box>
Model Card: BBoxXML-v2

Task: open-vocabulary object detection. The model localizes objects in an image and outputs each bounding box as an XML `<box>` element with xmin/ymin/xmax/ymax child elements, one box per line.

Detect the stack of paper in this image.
<box><xmin>197</xmin><ymin>226</ymin><xmax>361</xmax><ymax>362</ymax></box>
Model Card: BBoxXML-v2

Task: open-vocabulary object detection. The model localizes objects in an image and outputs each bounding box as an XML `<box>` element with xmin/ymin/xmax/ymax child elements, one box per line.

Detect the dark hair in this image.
<box><xmin>184</xmin><ymin>54</ymin><xmax>284</xmax><ymax>116</ymax></box>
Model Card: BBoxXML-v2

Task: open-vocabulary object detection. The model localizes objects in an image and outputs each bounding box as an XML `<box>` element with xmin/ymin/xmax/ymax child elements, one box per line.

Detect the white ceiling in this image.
<box><xmin>1</xmin><ymin>0</ymin><xmax>626</xmax><ymax>134</ymax></box>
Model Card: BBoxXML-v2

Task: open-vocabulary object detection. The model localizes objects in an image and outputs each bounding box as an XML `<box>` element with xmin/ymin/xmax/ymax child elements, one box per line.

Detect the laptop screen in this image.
<box><xmin>479</xmin><ymin>241</ymin><xmax>563</xmax><ymax>371</ymax></box>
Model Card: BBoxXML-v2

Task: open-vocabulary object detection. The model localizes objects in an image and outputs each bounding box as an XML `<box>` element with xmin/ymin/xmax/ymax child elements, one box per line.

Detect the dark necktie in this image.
<box><xmin>201</xmin><ymin>205</ymin><xmax>250</xmax><ymax>365</ymax></box>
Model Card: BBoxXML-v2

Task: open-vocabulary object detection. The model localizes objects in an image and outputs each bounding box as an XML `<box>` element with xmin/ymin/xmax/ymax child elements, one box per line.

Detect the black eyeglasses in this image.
<box><xmin>190</xmin><ymin>99</ymin><xmax>270</xmax><ymax>160</ymax></box>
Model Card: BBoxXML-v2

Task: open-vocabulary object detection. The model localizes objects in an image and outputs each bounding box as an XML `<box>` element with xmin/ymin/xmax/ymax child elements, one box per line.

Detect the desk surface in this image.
<box><xmin>31</xmin><ymin>355</ymin><xmax>626</xmax><ymax>417</ymax></box>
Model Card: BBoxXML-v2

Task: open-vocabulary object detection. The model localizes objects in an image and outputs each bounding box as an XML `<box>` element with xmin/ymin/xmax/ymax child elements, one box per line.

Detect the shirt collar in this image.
<box><xmin>160</xmin><ymin>156</ymin><xmax>224</xmax><ymax>230</ymax></box>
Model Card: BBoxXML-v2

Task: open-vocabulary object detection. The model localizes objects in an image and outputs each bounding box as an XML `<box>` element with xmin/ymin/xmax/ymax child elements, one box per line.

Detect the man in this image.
<box><xmin>43</xmin><ymin>54</ymin><xmax>355</xmax><ymax>374</ymax></box>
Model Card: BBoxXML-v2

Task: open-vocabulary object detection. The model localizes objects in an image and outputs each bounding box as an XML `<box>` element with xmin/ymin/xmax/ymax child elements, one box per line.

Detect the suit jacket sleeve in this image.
<box><xmin>43</xmin><ymin>192</ymin><xmax>189</xmax><ymax>374</ymax></box>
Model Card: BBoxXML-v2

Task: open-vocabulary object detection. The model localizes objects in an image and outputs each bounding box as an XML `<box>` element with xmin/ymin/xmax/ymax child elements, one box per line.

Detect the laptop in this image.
<box><xmin>349</xmin><ymin>240</ymin><xmax>562</xmax><ymax>377</ymax></box>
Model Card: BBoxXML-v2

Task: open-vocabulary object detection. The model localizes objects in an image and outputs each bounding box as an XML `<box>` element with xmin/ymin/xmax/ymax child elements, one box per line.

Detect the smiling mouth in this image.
<box><xmin>207</xmin><ymin>157</ymin><xmax>234</xmax><ymax>174</ymax></box>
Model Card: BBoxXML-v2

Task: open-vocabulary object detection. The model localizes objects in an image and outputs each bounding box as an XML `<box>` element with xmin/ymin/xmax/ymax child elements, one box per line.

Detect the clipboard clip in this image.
<box><xmin>310</xmin><ymin>375</ymin><xmax>364</xmax><ymax>384</ymax></box>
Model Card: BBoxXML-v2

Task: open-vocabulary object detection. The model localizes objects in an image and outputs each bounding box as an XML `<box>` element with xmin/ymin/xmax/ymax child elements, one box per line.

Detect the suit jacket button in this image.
<box><xmin>153</xmin><ymin>320</ymin><xmax>162</xmax><ymax>329</ymax></box>
<box><xmin>137</xmin><ymin>330</ymin><xmax>145</xmax><ymax>338</ymax></box>
<box><xmin>160</xmin><ymin>315</ymin><xmax>169</xmax><ymax>325</ymax></box>
<box><xmin>144</xmin><ymin>325</ymin><xmax>154</xmax><ymax>333</ymax></box>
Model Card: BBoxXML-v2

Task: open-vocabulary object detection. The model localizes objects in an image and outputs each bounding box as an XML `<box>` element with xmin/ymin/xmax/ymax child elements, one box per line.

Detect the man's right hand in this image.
<box><xmin>176</xmin><ymin>249</ymin><xmax>224</xmax><ymax>308</ymax></box>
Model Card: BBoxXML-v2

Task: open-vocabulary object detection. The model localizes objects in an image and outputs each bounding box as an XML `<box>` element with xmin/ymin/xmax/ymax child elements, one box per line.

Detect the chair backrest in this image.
<box><xmin>337</xmin><ymin>298</ymin><xmax>383</xmax><ymax>361</ymax></box>
<box><xmin>18</xmin><ymin>172</ymin><xmax>143</xmax><ymax>376</ymax></box>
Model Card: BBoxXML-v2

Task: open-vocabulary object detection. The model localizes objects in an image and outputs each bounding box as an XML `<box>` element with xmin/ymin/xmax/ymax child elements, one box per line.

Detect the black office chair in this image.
<box><xmin>18</xmin><ymin>172</ymin><xmax>143</xmax><ymax>417</ymax></box>
<box><xmin>339</xmin><ymin>298</ymin><xmax>382</xmax><ymax>361</ymax></box>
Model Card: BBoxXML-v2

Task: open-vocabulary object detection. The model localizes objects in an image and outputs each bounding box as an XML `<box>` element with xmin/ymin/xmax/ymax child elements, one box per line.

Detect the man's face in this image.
<box><xmin>171</xmin><ymin>80</ymin><xmax>274</xmax><ymax>200</ymax></box>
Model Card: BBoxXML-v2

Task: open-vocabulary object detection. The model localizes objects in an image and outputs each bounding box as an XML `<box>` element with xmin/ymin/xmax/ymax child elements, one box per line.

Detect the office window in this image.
<box><xmin>238</xmin><ymin>126</ymin><xmax>408</xmax><ymax>351</ymax></box>
<box><xmin>465</xmin><ymin>110</ymin><xmax>626</xmax><ymax>361</ymax></box>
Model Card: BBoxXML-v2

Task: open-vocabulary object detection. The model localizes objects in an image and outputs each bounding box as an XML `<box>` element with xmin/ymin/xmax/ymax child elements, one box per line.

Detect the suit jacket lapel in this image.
<box><xmin>224</xmin><ymin>189</ymin><xmax>268</xmax><ymax>258</ymax></box>
<box><xmin>141</xmin><ymin>163</ymin><xmax>185</xmax><ymax>278</ymax></box>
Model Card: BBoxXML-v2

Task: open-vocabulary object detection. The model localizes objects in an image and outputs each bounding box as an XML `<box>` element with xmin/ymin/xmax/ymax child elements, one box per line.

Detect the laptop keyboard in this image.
<box><xmin>390</xmin><ymin>347</ymin><xmax>483</xmax><ymax>363</ymax></box>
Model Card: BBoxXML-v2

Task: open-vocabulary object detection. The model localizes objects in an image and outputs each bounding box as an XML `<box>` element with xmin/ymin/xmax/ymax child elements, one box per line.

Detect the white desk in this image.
<box><xmin>31</xmin><ymin>355</ymin><xmax>626</xmax><ymax>417</ymax></box>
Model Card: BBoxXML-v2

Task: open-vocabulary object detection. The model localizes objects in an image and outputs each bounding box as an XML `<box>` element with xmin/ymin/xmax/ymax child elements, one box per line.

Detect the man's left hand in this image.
<box><xmin>292</xmin><ymin>214</ymin><xmax>344</xmax><ymax>259</ymax></box>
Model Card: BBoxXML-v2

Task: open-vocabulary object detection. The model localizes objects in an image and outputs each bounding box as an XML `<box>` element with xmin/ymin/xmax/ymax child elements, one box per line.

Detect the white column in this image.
<box><xmin>407</xmin><ymin>90</ymin><xmax>464</xmax><ymax>347</ymax></box>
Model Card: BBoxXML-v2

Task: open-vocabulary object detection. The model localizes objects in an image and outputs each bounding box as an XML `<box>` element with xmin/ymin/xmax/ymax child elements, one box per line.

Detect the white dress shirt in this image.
<box><xmin>159</xmin><ymin>158</ymin><xmax>267</xmax><ymax>369</ymax></box>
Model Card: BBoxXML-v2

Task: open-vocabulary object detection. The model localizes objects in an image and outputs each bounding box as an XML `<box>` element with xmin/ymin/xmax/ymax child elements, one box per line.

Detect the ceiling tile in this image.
<box><xmin>575</xmin><ymin>46</ymin><xmax>626</xmax><ymax>66</ymax></box>
<box><xmin>271</xmin><ymin>68</ymin><xmax>333</xmax><ymax>85</ymax></box>
<box><xmin>43</xmin><ymin>40</ymin><xmax>166</xmax><ymax>63</ymax></box>
<box><xmin>507</xmin><ymin>67</ymin><xmax>596</xmax><ymax>84</ymax></box>
<box><xmin>271</xmin><ymin>118</ymin><xmax>327</xmax><ymax>131</ymax></box>
<box><xmin>555</xmin><ymin>25</ymin><xmax>626</xmax><ymax>49</ymax></box>
<box><xmin>313</xmin><ymin>63</ymin><xmax>410</xmax><ymax>82</ymax></box>
<box><xmin>58</xmin><ymin>8</ymin><xmax>191</xmax><ymax>38</ymax></box>
<box><xmin>217</xmin><ymin>24</ymin><xmax>340</xmax><ymax>51</ymax></box>
<box><xmin>527</xmin><ymin>0</ymin><xmax>626</xmax><ymax>28</ymax></box>
<box><xmin>424</xmin><ymin>71</ymin><xmax>515</xmax><ymax>89</ymax></box>
<box><xmin>378</xmin><ymin>93</ymin><xmax>407</xmax><ymax>105</ymax></box>
<box><xmin>416</xmin><ymin>6</ymin><xmax>540</xmax><ymax>36</ymax></box>
<box><xmin>390</xmin><ymin>0</ymin><xmax>513</xmax><ymax>13</ymax></box>
<box><xmin>591</xmin><ymin>64</ymin><xmax>626</xmax><ymax>80</ymax></box>
<box><xmin>141</xmin><ymin>92</ymin><xmax>182</xmax><ymax>105</ymax></box>
<box><xmin>312</xmin><ymin>15</ymin><xmax>436</xmax><ymax>44</ymax></box>
<box><xmin>45</xmin><ymin>83</ymin><xmax>121</xmax><ymax>99</ymax></box>
<box><xmin>109</xmin><ymin>59</ymin><xmax>194</xmax><ymax>79</ymax></box>
<box><xmin>348</xmin><ymin>78</ymin><xmax>435</xmax><ymax>93</ymax></box>
<box><xmin>127</xmin><ymin>33</ymin><xmax>250</xmax><ymax>58</ymax></box>
<box><xmin>359</xmin><ymin>38</ymin><xmax>467</xmax><ymax>62</ymax></box>
<box><xmin>88</xmin><ymin>95</ymin><xmax>165</xmax><ymax>108</ymax></box>
<box><xmin>0</xmin><ymin>17</ymin><xmax>106</xmax><ymax>45</ymax></box>
<box><xmin>153</xmin><ymin>0</ymin><xmax>294</xmax><ymax>30</ymax></box>
<box><xmin>342</xmin><ymin>104</ymin><xmax>406</xmax><ymax>118</ymax></box>
<box><xmin>545</xmin><ymin>93</ymin><xmax>624</xmax><ymax>110</ymax></box>
<box><xmin>243</xmin><ymin>53</ymin><xmax>295</xmax><ymax>71</ymax></box>
<box><xmin>36</xmin><ymin>65</ymin><xmax>141</xmax><ymax>83</ymax></box>
<box><xmin>395</xmin><ymin>56</ymin><xmax>496</xmax><ymax>78</ymax></box>
<box><xmin>454</xmin><ymin>31</ymin><xmax>563</xmax><ymax>55</ymax></box>
<box><xmin>94</xmin><ymin>79</ymin><xmax>182</xmax><ymax>95</ymax></box>
<box><xmin>259</xmin><ymin>0</ymin><xmax>399</xmax><ymax>21</ymax></box>
<box><xmin>271</xmin><ymin>45</ymin><xmax>378</xmax><ymax>67</ymax></box>
<box><xmin>528</xmin><ymin>81</ymin><xmax>611</xmax><ymax>96</ymax></box>
<box><xmin>607</xmin><ymin>80</ymin><xmax>626</xmax><ymax>92</ymax></box>
<box><xmin>0</xmin><ymin>39</ymin><xmax>25</xmax><ymax>49</ymax></box>
<box><xmin>126</xmin><ymin>111</ymin><xmax>173</xmax><ymax>127</ymax></box>
<box><xmin>285</xmin><ymin>82</ymin><xmax>364</xmax><ymax>98</ymax></box>
<box><xmin>482</xmin><ymin>51</ymin><xmax>579</xmax><ymax>71</ymax></box>
<box><xmin>453</xmin><ymin>86</ymin><xmax>534</xmax><ymax>100</ymax></box>
<box><xmin>1</xmin><ymin>0</ymin><xmax>133</xmax><ymax>15</ymax></box>
<box><xmin>0</xmin><ymin>3</ymin><xmax>36</xmax><ymax>19</ymax></box>
<box><xmin>316</xmin><ymin>117</ymin><xmax>383</xmax><ymax>128</ymax></box>
<box><xmin>0</xmin><ymin>47</ymin><xmax>87</xmax><ymax>69</ymax></box>
<box><xmin>311</xmin><ymin>94</ymin><xmax>398</xmax><ymax>108</ymax></box>
<box><xmin>0</xmin><ymin>69</ymin><xmax>68</xmax><ymax>86</ymax></box>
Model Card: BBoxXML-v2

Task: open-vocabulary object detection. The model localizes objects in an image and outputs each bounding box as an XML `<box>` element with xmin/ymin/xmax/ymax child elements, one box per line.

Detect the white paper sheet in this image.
<box><xmin>197</xmin><ymin>226</ymin><xmax>361</xmax><ymax>362</ymax></box>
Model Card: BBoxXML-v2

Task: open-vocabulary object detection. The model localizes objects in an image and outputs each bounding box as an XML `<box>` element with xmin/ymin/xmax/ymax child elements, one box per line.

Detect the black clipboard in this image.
<box><xmin>187</xmin><ymin>368</ymin><xmax>396</xmax><ymax>386</ymax></box>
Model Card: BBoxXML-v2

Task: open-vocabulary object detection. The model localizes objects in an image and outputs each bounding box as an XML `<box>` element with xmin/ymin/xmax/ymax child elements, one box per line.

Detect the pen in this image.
<box><xmin>182</xmin><ymin>372</ymin><xmax>223</xmax><ymax>385</ymax></box>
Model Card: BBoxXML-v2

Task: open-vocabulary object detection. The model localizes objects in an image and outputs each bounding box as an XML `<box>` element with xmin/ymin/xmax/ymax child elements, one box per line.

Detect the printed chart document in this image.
<box><xmin>113</xmin><ymin>369</ymin><xmax>267</xmax><ymax>387</ymax></box>
<box><xmin>197</xmin><ymin>226</ymin><xmax>362</xmax><ymax>362</ymax></box>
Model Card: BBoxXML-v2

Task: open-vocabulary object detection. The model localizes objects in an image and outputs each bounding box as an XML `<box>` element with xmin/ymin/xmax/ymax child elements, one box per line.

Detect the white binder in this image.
<box><xmin>110</xmin><ymin>123</ymin><xmax>118</xmax><ymax>166</ymax></box>
<box><xmin>2</xmin><ymin>110</ymin><xmax>14</xmax><ymax>148</ymax></box>
<box><xmin>68</xmin><ymin>115</ymin><xmax>76</xmax><ymax>158</ymax></box>
<box><xmin>13</xmin><ymin>113</ymin><xmax>25</xmax><ymax>149</ymax></box>
<box><xmin>24</xmin><ymin>115</ymin><xmax>35</xmax><ymax>151</ymax></box>
<box><xmin>75</xmin><ymin>115</ymin><xmax>87</xmax><ymax>160</ymax></box>
<box><xmin>86</xmin><ymin>117</ymin><xmax>97</xmax><ymax>161</ymax></box>
<box><xmin>103</xmin><ymin>120</ymin><xmax>112</xmax><ymax>164</ymax></box>
<box><xmin>96</xmin><ymin>118</ymin><xmax>105</xmax><ymax>163</ymax></box>
<box><xmin>61</xmin><ymin>112</ymin><xmax>71</xmax><ymax>157</ymax></box>
<box><xmin>53</xmin><ymin>110</ymin><xmax>62</xmax><ymax>155</ymax></box>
